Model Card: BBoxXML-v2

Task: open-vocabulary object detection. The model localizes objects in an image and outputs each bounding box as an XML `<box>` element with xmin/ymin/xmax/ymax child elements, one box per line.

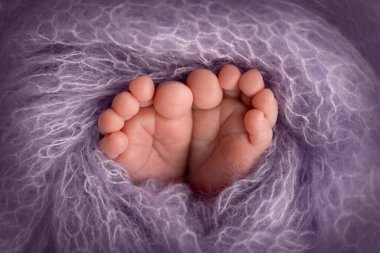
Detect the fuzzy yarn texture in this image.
<box><xmin>0</xmin><ymin>0</ymin><xmax>380</xmax><ymax>252</ymax></box>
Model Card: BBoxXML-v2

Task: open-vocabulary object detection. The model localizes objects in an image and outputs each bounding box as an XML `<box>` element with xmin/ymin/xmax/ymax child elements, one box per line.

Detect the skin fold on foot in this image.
<box><xmin>97</xmin><ymin>64</ymin><xmax>278</xmax><ymax>195</ymax></box>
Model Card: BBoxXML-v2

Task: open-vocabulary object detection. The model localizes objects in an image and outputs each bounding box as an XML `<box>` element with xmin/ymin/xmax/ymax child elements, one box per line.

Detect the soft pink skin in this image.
<box><xmin>99</xmin><ymin>78</ymin><xmax>193</xmax><ymax>182</ymax></box>
<box><xmin>187</xmin><ymin>65</ymin><xmax>278</xmax><ymax>194</ymax></box>
<box><xmin>97</xmin><ymin>65</ymin><xmax>278</xmax><ymax>195</ymax></box>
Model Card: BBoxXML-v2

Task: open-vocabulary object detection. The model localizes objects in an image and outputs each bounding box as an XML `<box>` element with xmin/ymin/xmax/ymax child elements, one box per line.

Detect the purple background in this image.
<box><xmin>0</xmin><ymin>0</ymin><xmax>379</xmax><ymax>252</ymax></box>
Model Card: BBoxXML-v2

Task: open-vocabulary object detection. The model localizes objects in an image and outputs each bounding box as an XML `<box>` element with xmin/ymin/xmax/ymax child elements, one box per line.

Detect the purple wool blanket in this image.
<box><xmin>0</xmin><ymin>0</ymin><xmax>380</xmax><ymax>252</ymax></box>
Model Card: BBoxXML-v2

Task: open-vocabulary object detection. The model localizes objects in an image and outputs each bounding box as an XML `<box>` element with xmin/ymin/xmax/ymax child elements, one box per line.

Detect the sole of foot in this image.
<box><xmin>98</xmin><ymin>76</ymin><xmax>193</xmax><ymax>182</ymax></box>
<box><xmin>186</xmin><ymin>64</ymin><xmax>278</xmax><ymax>195</ymax></box>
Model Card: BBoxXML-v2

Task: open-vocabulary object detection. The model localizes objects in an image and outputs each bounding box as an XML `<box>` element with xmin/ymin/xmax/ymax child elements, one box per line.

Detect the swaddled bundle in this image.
<box><xmin>0</xmin><ymin>0</ymin><xmax>379</xmax><ymax>252</ymax></box>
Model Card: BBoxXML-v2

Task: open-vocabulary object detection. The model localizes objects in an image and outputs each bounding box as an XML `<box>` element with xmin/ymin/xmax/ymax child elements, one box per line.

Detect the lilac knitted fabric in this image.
<box><xmin>0</xmin><ymin>0</ymin><xmax>379</xmax><ymax>252</ymax></box>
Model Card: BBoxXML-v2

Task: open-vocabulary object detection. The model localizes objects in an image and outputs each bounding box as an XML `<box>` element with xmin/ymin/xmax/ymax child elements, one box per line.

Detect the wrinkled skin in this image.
<box><xmin>0</xmin><ymin>0</ymin><xmax>379</xmax><ymax>253</ymax></box>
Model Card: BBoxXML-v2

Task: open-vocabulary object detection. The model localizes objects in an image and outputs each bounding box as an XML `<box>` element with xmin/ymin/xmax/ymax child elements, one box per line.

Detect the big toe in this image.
<box><xmin>154</xmin><ymin>81</ymin><xmax>193</xmax><ymax>119</ymax></box>
<box><xmin>187</xmin><ymin>69</ymin><xmax>223</xmax><ymax>109</ymax></box>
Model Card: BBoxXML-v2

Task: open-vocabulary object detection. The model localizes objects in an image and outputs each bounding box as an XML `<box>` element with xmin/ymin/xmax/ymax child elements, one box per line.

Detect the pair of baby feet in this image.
<box><xmin>98</xmin><ymin>64</ymin><xmax>278</xmax><ymax>194</ymax></box>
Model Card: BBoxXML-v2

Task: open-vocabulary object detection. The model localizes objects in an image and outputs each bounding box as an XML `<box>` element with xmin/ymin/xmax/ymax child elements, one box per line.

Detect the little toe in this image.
<box><xmin>251</xmin><ymin>88</ymin><xmax>278</xmax><ymax>127</ymax></box>
<box><xmin>187</xmin><ymin>69</ymin><xmax>223</xmax><ymax>109</ymax></box>
<box><xmin>129</xmin><ymin>75</ymin><xmax>155</xmax><ymax>107</ymax></box>
<box><xmin>218</xmin><ymin>64</ymin><xmax>241</xmax><ymax>99</ymax></box>
<box><xmin>154</xmin><ymin>81</ymin><xmax>193</xmax><ymax>119</ymax></box>
<box><xmin>244</xmin><ymin>109</ymin><xmax>273</xmax><ymax>149</ymax></box>
<box><xmin>98</xmin><ymin>109</ymin><xmax>125</xmax><ymax>135</ymax></box>
<box><xmin>99</xmin><ymin>131</ymin><xmax>128</xmax><ymax>159</ymax></box>
<box><xmin>112</xmin><ymin>91</ymin><xmax>140</xmax><ymax>120</ymax></box>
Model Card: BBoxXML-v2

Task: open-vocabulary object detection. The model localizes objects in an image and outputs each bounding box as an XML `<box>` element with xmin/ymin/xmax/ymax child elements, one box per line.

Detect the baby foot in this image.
<box><xmin>186</xmin><ymin>64</ymin><xmax>278</xmax><ymax>194</ymax></box>
<box><xmin>98</xmin><ymin>76</ymin><xmax>193</xmax><ymax>182</ymax></box>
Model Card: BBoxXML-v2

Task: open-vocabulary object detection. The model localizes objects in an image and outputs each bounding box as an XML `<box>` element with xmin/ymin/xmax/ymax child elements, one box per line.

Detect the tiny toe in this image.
<box><xmin>154</xmin><ymin>81</ymin><xmax>193</xmax><ymax>119</ymax></box>
<box><xmin>187</xmin><ymin>69</ymin><xmax>223</xmax><ymax>109</ymax></box>
<box><xmin>98</xmin><ymin>109</ymin><xmax>125</xmax><ymax>135</ymax></box>
<box><xmin>244</xmin><ymin>109</ymin><xmax>273</xmax><ymax>148</ymax></box>
<box><xmin>218</xmin><ymin>64</ymin><xmax>241</xmax><ymax>99</ymax></box>
<box><xmin>251</xmin><ymin>88</ymin><xmax>278</xmax><ymax>127</ymax></box>
<box><xmin>238</xmin><ymin>69</ymin><xmax>265</xmax><ymax>98</ymax></box>
<box><xmin>129</xmin><ymin>75</ymin><xmax>155</xmax><ymax>107</ymax></box>
<box><xmin>112</xmin><ymin>91</ymin><xmax>140</xmax><ymax>120</ymax></box>
<box><xmin>99</xmin><ymin>131</ymin><xmax>128</xmax><ymax>159</ymax></box>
